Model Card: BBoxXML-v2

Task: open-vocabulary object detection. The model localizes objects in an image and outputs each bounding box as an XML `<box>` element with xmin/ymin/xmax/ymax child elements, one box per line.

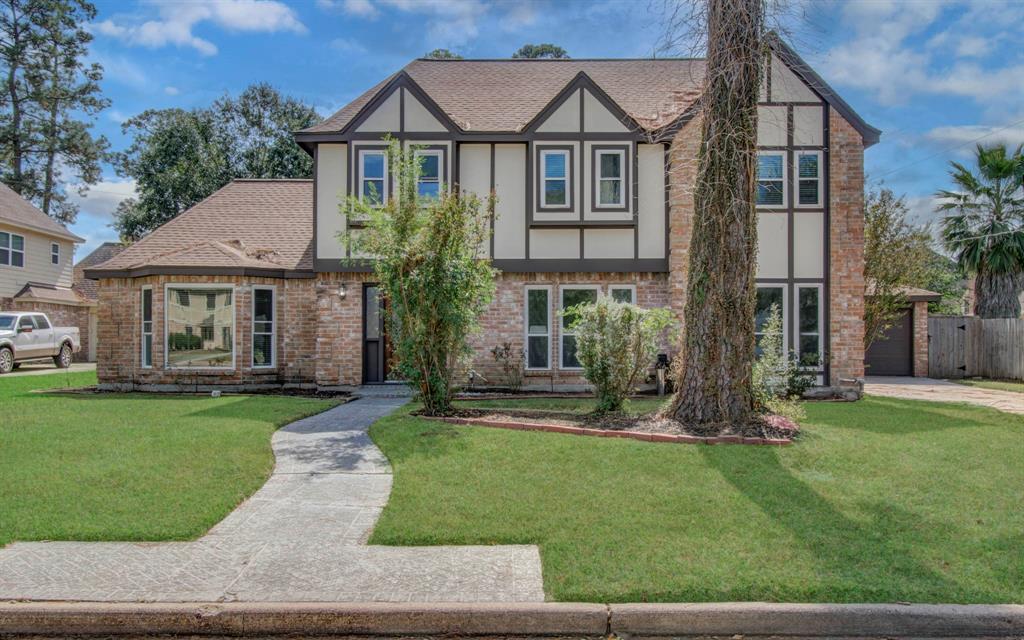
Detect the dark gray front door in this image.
<box><xmin>363</xmin><ymin>285</ymin><xmax>387</xmax><ymax>383</ymax></box>
<box><xmin>865</xmin><ymin>308</ymin><xmax>913</xmax><ymax>376</ymax></box>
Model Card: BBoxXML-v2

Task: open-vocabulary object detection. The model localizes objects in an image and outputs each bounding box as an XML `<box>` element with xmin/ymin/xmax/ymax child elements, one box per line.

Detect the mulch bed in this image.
<box><xmin>420</xmin><ymin>407</ymin><xmax>797</xmax><ymax>446</ymax></box>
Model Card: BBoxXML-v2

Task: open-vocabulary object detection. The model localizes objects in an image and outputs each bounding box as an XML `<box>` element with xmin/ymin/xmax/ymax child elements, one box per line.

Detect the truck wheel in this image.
<box><xmin>54</xmin><ymin>343</ymin><xmax>72</xmax><ymax>369</ymax></box>
<box><xmin>0</xmin><ymin>347</ymin><xmax>12</xmax><ymax>374</ymax></box>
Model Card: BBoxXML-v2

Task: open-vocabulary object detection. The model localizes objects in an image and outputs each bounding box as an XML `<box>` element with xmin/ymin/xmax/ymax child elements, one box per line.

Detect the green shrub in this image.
<box><xmin>567</xmin><ymin>297</ymin><xmax>673</xmax><ymax>413</ymax></box>
<box><xmin>168</xmin><ymin>332</ymin><xmax>202</xmax><ymax>351</ymax></box>
<box><xmin>752</xmin><ymin>304</ymin><xmax>812</xmax><ymax>422</ymax></box>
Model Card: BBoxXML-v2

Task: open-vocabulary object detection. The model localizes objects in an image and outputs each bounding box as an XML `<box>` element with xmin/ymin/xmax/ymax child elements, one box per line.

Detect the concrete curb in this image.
<box><xmin>2</xmin><ymin>601</ymin><xmax>1024</xmax><ymax>637</ymax></box>
<box><xmin>610</xmin><ymin>602</ymin><xmax>1024</xmax><ymax>637</ymax></box>
<box><xmin>0</xmin><ymin>602</ymin><xmax>609</xmax><ymax>636</ymax></box>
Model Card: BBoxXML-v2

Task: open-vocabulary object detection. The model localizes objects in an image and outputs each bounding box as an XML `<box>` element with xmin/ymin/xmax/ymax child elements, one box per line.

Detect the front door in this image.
<box><xmin>363</xmin><ymin>284</ymin><xmax>388</xmax><ymax>383</ymax></box>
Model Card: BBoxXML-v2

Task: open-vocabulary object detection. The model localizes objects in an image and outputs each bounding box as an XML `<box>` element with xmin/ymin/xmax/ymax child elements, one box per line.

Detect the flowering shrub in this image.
<box><xmin>567</xmin><ymin>297</ymin><xmax>673</xmax><ymax>413</ymax></box>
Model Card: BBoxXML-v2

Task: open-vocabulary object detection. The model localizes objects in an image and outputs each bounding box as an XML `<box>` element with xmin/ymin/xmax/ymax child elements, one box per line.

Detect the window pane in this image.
<box><xmin>561</xmin><ymin>288</ymin><xmax>598</xmax><ymax>328</ymax></box>
<box><xmin>254</xmin><ymin>289</ymin><xmax>273</xmax><ymax>322</ymax></box>
<box><xmin>799</xmin><ymin>335</ymin><xmax>820</xmax><ymax>361</ymax></box>
<box><xmin>11</xmin><ymin>235</ymin><xmax>23</xmax><ymax>251</ymax></box>
<box><xmin>611</xmin><ymin>288</ymin><xmax>633</xmax><ymax>303</ymax></box>
<box><xmin>799</xmin><ymin>179</ymin><xmax>819</xmax><ymax>205</ymax></box>
<box><xmin>363</xmin><ymin>152</ymin><xmax>384</xmax><ymax>178</ymax></box>
<box><xmin>143</xmin><ymin>335</ymin><xmax>153</xmax><ymax>367</ymax></box>
<box><xmin>417</xmin><ymin>181</ymin><xmax>440</xmax><ymax>199</ymax></box>
<box><xmin>527</xmin><ymin>289</ymin><xmax>548</xmax><ymax>333</ymax></box>
<box><xmin>34</xmin><ymin>315</ymin><xmax>49</xmax><ymax>329</ymax></box>
<box><xmin>418</xmin><ymin>153</ymin><xmax>439</xmax><ymax>179</ymax></box>
<box><xmin>755</xmin><ymin>287</ymin><xmax>783</xmax><ymax>332</ymax></box>
<box><xmin>365</xmin><ymin>286</ymin><xmax>380</xmax><ymax>340</ymax></box>
<box><xmin>758</xmin><ymin>154</ymin><xmax>783</xmax><ymax>180</ymax></box>
<box><xmin>0</xmin><ymin>232</ymin><xmax>7</xmax><ymax>248</ymax></box>
<box><xmin>0</xmin><ymin>249</ymin><xmax>8</xmax><ymax>265</ymax></box>
<box><xmin>527</xmin><ymin>336</ymin><xmax>548</xmax><ymax>368</ymax></box>
<box><xmin>562</xmin><ymin>335</ymin><xmax>581</xmax><ymax>368</ymax></box>
<box><xmin>757</xmin><ymin>181</ymin><xmax>784</xmax><ymax>206</ymax></box>
<box><xmin>253</xmin><ymin>334</ymin><xmax>273</xmax><ymax>366</ymax></box>
<box><xmin>600</xmin><ymin>152</ymin><xmax>621</xmax><ymax>178</ymax></box>
<box><xmin>798</xmin><ymin>154</ymin><xmax>818</xmax><ymax>178</ymax></box>
<box><xmin>599</xmin><ymin>179</ymin><xmax>621</xmax><ymax>205</ymax></box>
<box><xmin>799</xmin><ymin>287</ymin><xmax>819</xmax><ymax>333</ymax></box>
<box><xmin>363</xmin><ymin>179</ymin><xmax>384</xmax><ymax>203</ymax></box>
<box><xmin>11</xmin><ymin>251</ymin><xmax>23</xmax><ymax>267</ymax></box>
<box><xmin>544</xmin><ymin>152</ymin><xmax>566</xmax><ymax>178</ymax></box>
<box><xmin>166</xmin><ymin>288</ymin><xmax>233</xmax><ymax>368</ymax></box>
<box><xmin>544</xmin><ymin>179</ymin><xmax>566</xmax><ymax>205</ymax></box>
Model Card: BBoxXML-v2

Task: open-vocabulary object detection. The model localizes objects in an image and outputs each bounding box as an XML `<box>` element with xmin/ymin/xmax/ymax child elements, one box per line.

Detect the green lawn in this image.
<box><xmin>955</xmin><ymin>378</ymin><xmax>1024</xmax><ymax>394</ymax></box>
<box><xmin>0</xmin><ymin>372</ymin><xmax>337</xmax><ymax>547</ymax></box>
<box><xmin>370</xmin><ymin>396</ymin><xmax>1024</xmax><ymax>603</ymax></box>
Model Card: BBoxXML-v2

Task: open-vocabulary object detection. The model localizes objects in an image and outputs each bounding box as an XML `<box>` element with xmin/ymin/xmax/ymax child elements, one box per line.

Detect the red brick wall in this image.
<box><xmin>667</xmin><ymin>117</ymin><xmax>702</xmax><ymax>324</ymax></box>
<box><xmin>912</xmin><ymin>300</ymin><xmax>929</xmax><ymax>377</ymax></box>
<box><xmin>0</xmin><ymin>297</ymin><xmax>93</xmax><ymax>362</ymax></box>
<box><xmin>828</xmin><ymin>110</ymin><xmax>866</xmax><ymax>381</ymax></box>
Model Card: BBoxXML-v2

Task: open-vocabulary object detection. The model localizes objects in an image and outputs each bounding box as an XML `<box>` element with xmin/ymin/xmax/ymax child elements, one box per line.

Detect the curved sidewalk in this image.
<box><xmin>0</xmin><ymin>395</ymin><xmax>544</xmax><ymax>603</ymax></box>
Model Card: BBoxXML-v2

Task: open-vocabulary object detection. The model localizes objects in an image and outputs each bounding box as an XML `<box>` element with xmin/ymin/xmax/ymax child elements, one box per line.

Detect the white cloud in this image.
<box><xmin>164</xmin><ymin>86</ymin><xmax>180</xmax><ymax>96</ymax></box>
<box><xmin>107</xmin><ymin>109</ymin><xmax>129</xmax><ymax>124</ymax></box>
<box><xmin>92</xmin><ymin>0</ymin><xmax>306</xmax><ymax>56</ymax></box>
<box><xmin>322</xmin><ymin>0</ymin><xmax>512</xmax><ymax>46</ymax></box>
<box><xmin>93</xmin><ymin>53</ymin><xmax>149</xmax><ymax>88</ymax></box>
<box><xmin>329</xmin><ymin>37</ymin><xmax>367</xmax><ymax>54</ymax></box>
<box><xmin>66</xmin><ymin>179</ymin><xmax>138</xmax><ymax>221</ymax></box>
<box><xmin>903</xmin><ymin>194</ymin><xmax>944</xmax><ymax>227</ymax></box>
<box><xmin>925</xmin><ymin>122</ymin><xmax>1024</xmax><ymax>153</ymax></box>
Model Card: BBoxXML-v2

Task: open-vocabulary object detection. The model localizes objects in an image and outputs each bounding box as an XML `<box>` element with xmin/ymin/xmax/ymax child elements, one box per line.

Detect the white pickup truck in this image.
<box><xmin>0</xmin><ymin>312</ymin><xmax>80</xmax><ymax>374</ymax></box>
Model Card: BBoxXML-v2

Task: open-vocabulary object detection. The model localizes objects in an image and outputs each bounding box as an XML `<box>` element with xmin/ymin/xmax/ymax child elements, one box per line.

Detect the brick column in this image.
<box><xmin>828</xmin><ymin>111</ymin><xmax>866</xmax><ymax>382</ymax></box>
<box><xmin>913</xmin><ymin>301</ymin><xmax>929</xmax><ymax>377</ymax></box>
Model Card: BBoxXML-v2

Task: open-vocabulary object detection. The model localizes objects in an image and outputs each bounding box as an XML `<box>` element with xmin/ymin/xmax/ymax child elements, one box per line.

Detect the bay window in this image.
<box><xmin>756</xmin><ymin>152</ymin><xmax>786</xmax><ymax>207</ymax></box>
<box><xmin>166</xmin><ymin>286</ymin><xmax>234</xmax><ymax>368</ymax></box>
<box><xmin>525</xmin><ymin>286</ymin><xmax>551</xmax><ymax>369</ymax></box>
<box><xmin>252</xmin><ymin>287</ymin><xmax>275</xmax><ymax>368</ymax></box>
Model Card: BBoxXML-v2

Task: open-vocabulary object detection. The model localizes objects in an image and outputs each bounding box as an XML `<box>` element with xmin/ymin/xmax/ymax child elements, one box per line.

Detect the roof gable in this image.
<box><xmin>526</xmin><ymin>72</ymin><xmax>638</xmax><ymax>135</ymax></box>
<box><xmin>0</xmin><ymin>183</ymin><xmax>84</xmax><ymax>242</ymax></box>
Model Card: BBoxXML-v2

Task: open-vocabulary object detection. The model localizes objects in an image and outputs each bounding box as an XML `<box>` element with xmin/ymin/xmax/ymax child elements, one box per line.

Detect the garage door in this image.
<box><xmin>865</xmin><ymin>308</ymin><xmax>912</xmax><ymax>376</ymax></box>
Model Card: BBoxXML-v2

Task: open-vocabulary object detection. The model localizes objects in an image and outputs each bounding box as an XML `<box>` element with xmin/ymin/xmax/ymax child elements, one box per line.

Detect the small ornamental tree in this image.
<box><xmin>343</xmin><ymin>139</ymin><xmax>495</xmax><ymax>415</ymax></box>
<box><xmin>566</xmin><ymin>297</ymin><xmax>673</xmax><ymax>413</ymax></box>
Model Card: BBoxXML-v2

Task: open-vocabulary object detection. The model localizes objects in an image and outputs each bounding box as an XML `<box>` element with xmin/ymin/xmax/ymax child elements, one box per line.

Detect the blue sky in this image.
<box><xmin>67</xmin><ymin>0</ymin><xmax>1024</xmax><ymax>259</ymax></box>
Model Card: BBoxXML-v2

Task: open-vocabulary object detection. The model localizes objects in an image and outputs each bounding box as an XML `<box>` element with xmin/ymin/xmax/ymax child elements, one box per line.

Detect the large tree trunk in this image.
<box><xmin>974</xmin><ymin>267</ymin><xmax>1022</xmax><ymax>318</ymax></box>
<box><xmin>671</xmin><ymin>0</ymin><xmax>764</xmax><ymax>430</ymax></box>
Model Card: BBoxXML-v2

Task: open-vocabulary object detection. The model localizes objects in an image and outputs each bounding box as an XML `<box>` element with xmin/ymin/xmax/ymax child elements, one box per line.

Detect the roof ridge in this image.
<box><xmin>413</xmin><ymin>57</ymin><xmax>705</xmax><ymax>62</ymax></box>
<box><xmin>231</xmin><ymin>178</ymin><xmax>313</xmax><ymax>183</ymax></box>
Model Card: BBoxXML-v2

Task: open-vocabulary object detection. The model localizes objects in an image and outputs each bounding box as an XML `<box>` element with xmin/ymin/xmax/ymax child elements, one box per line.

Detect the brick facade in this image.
<box><xmin>827</xmin><ymin>110</ymin><xmax>867</xmax><ymax>381</ymax></box>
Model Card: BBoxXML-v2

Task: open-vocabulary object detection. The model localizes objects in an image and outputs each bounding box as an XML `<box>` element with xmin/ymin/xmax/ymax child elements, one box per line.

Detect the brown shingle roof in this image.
<box><xmin>0</xmin><ymin>182</ymin><xmax>84</xmax><ymax>242</ymax></box>
<box><xmin>303</xmin><ymin>58</ymin><xmax>707</xmax><ymax>134</ymax></box>
<box><xmin>13</xmin><ymin>281</ymin><xmax>91</xmax><ymax>306</ymax></box>
<box><xmin>74</xmin><ymin>242</ymin><xmax>126</xmax><ymax>300</ymax></box>
<box><xmin>87</xmin><ymin>180</ymin><xmax>313</xmax><ymax>277</ymax></box>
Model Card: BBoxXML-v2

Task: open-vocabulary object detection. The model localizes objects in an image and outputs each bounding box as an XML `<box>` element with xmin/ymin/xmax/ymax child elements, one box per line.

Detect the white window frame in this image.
<box><xmin>164</xmin><ymin>283</ymin><xmax>236</xmax><ymax>371</ymax></box>
<box><xmin>559</xmin><ymin>284</ymin><xmax>601</xmax><ymax>370</ymax></box>
<box><xmin>140</xmin><ymin>286</ymin><xmax>153</xmax><ymax>368</ymax></box>
<box><xmin>0</xmin><ymin>231</ymin><xmax>25</xmax><ymax>268</ymax></box>
<box><xmin>524</xmin><ymin>285</ymin><xmax>552</xmax><ymax>371</ymax></box>
<box><xmin>756</xmin><ymin>151</ymin><xmax>787</xmax><ymax>209</ymax></box>
<box><xmin>540</xmin><ymin>149</ymin><xmax>571</xmax><ymax>209</ymax></box>
<box><xmin>595</xmin><ymin>149</ymin><xmax>626</xmax><ymax>208</ymax></box>
<box><xmin>755</xmin><ymin>284</ymin><xmax>788</xmax><ymax>355</ymax></box>
<box><xmin>251</xmin><ymin>285</ymin><xmax>276</xmax><ymax>369</ymax></box>
<box><xmin>608</xmin><ymin>284</ymin><xmax>636</xmax><ymax>304</ymax></box>
<box><xmin>50</xmin><ymin>242</ymin><xmax>60</xmax><ymax>265</ymax></box>
<box><xmin>414</xmin><ymin>149</ymin><xmax>443</xmax><ymax>200</ymax></box>
<box><xmin>795</xmin><ymin>151</ymin><xmax>823</xmax><ymax>208</ymax></box>
<box><xmin>796</xmin><ymin>283</ymin><xmax>824</xmax><ymax>369</ymax></box>
<box><xmin>358</xmin><ymin>149</ymin><xmax>388</xmax><ymax>207</ymax></box>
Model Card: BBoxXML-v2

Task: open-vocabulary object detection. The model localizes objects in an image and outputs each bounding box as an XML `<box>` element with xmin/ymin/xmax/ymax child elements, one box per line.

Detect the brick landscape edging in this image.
<box><xmin>433</xmin><ymin>415</ymin><xmax>792</xmax><ymax>446</ymax></box>
<box><xmin>3</xmin><ymin>601</ymin><xmax>1024</xmax><ymax>637</ymax></box>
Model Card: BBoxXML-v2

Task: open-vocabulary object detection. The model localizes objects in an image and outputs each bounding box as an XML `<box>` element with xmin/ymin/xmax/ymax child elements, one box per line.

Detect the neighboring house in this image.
<box><xmin>85</xmin><ymin>35</ymin><xmax>879</xmax><ymax>391</ymax></box>
<box><xmin>865</xmin><ymin>286</ymin><xmax>941</xmax><ymax>377</ymax></box>
<box><xmin>73</xmin><ymin>242</ymin><xmax>126</xmax><ymax>361</ymax></box>
<box><xmin>0</xmin><ymin>183</ymin><xmax>93</xmax><ymax>361</ymax></box>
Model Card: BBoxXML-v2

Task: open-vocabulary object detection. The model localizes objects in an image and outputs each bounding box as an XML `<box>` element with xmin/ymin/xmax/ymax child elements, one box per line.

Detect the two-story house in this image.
<box><xmin>85</xmin><ymin>36</ymin><xmax>878</xmax><ymax>391</ymax></box>
<box><xmin>0</xmin><ymin>183</ymin><xmax>94</xmax><ymax>361</ymax></box>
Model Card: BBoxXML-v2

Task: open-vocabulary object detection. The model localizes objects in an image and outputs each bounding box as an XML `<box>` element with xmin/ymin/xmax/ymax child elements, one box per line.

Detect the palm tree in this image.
<box><xmin>937</xmin><ymin>143</ymin><xmax>1024</xmax><ymax>318</ymax></box>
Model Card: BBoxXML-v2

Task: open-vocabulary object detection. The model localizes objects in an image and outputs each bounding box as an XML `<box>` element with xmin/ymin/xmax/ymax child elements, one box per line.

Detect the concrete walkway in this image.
<box><xmin>0</xmin><ymin>394</ymin><xmax>544</xmax><ymax>603</ymax></box>
<box><xmin>864</xmin><ymin>376</ymin><xmax>1024</xmax><ymax>415</ymax></box>
<box><xmin>4</xmin><ymin>361</ymin><xmax>95</xmax><ymax>377</ymax></box>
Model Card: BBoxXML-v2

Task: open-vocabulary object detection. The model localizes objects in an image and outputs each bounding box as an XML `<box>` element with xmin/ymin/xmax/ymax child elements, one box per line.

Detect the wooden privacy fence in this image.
<box><xmin>929</xmin><ymin>316</ymin><xmax>1024</xmax><ymax>380</ymax></box>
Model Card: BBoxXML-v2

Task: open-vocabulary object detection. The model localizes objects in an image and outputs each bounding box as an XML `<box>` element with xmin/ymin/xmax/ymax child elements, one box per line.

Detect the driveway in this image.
<box><xmin>0</xmin><ymin>393</ymin><xmax>544</xmax><ymax>602</ymax></box>
<box><xmin>864</xmin><ymin>376</ymin><xmax>1024</xmax><ymax>415</ymax></box>
<box><xmin>5</xmin><ymin>362</ymin><xmax>95</xmax><ymax>377</ymax></box>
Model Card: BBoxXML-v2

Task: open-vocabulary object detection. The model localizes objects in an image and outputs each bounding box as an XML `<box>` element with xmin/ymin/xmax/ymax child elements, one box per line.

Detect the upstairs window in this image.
<box><xmin>797</xmin><ymin>151</ymin><xmax>822</xmax><ymax>207</ymax></box>
<box><xmin>540</xmin><ymin>149</ymin><xmax>570</xmax><ymax>209</ymax></box>
<box><xmin>756</xmin><ymin>153</ymin><xmax>786</xmax><ymax>208</ymax></box>
<box><xmin>51</xmin><ymin>243</ymin><xmax>60</xmax><ymax>265</ymax></box>
<box><xmin>415</xmin><ymin>150</ymin><xmax>441</xmax><ymax>200</ymax></box>
<box><xmin>359</xmin><ymin>150</ymin><xmax>387</xmax><ymax>206</ymax></box>
<box><xmin>596</xmin><ymin>149</ymin><xmax>625</xmax><ymax>208</ymax></box>
<box><xmin>0</xmin><ymin>232</ymin><xmax>25</xmax><ymax>267</ymax></box>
